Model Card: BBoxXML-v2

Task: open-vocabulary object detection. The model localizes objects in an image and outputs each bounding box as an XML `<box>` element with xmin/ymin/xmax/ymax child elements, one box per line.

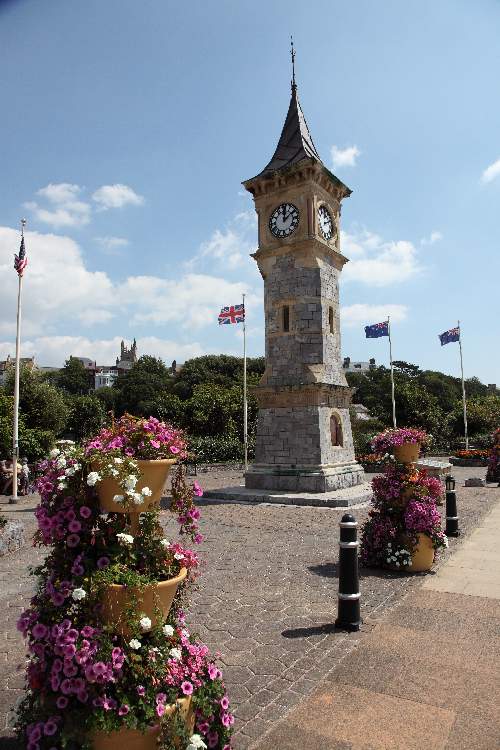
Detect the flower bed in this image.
<box><xmin>486</xmin><ymin>428</ymin><xmax>500</xmax><ymax>483</ymax></box>
<box><xmin>450</xmin><ymin>449</ymin><xmax>489</xmax><ymax>467</ymax></box>
<box><xmin>371</xmin><ymin>427</ymin><xmax>429</xmax><ymax>455</ymax></box>
<box><xmin>361</xmin><ymin>429</ymin><xmax>446</xmax><ymax>571</ymax></box>
<box><xmin>16</xmin><ymin>418</ymin><xmax>233</xmax><ymax>750</ymax></box>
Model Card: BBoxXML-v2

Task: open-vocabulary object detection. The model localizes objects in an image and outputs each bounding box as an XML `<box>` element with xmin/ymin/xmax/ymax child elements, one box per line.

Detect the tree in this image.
<box><xmin>57</xmin><ymin>357</ymin><xmax>92</xmax><ymax>395</ymax></box>
<box><xmin>114</xmin><ymin>356</ymin><xmax>172</xmax><ymax>416</ymax></box>
<box><xmin>94</xmin><ymin>386</ymin><xmax>118</xmax><ymax>414</ymax></box>
<box><xmin>5</xmin><ymin>366</ymin><xmax>69</xmax><ymax>435</ymax></box>
<box><xmin>172</xmin><ymin>355</ymin><xmax>265</xmax><ymax>399</ymax></box>
<box><xmin>66</xmin><ymin>395</ymin><xmax>106</xmax><ymax>443</ymax></box>
<box><xmin>0</xmin><ymin>391</ymin><xmax>54</xmax><ymax>461</ymax></box>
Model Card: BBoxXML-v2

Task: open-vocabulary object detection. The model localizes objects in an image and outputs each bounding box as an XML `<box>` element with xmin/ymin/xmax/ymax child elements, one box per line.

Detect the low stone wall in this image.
<box><xmin>0</xmin><ymin>520</ymin><xmax>26</xmax><ymax>556</ymax></box>
<box><xmin>450</xmin><ymin>457</ymin><xmax>488</xmax><ymax>467</ymax></box>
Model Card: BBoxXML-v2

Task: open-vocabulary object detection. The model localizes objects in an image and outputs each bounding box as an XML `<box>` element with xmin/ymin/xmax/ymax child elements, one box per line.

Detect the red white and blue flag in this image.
<box><xmin>439</xmin><ymin>326</ymin><xmax>460</xmax><ymax>346</ymax></box>
<box><xmin>218</xmin><ymin>304</ymin><xmax>245</xmax><ymax>325</ymax></box>
<box><xmin>14</xmin><ymin>234</ymin><xmax>28</xmax><ymax>277</ymax></box>
<box><xmin>365</xmin><ymin>320</ymin><xmax>389</xmax><ymax>338</ymax></box>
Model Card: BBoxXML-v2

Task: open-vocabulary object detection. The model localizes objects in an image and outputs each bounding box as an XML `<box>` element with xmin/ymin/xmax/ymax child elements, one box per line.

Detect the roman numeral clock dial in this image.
<box><xmin>318</xmin><ymin>205</ymin><xmax>335</xmax><ymax>241</ymax></box>
<box><xmin>269</xmin><ymin>203</ymin><xmax>300</xmax><ymax>238</ymax></box>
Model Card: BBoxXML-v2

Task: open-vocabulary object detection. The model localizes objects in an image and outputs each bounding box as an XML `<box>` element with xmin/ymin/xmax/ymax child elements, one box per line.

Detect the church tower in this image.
<box><xmin>243</xmin><ymin>56</ymin><xmax>364</xmax><ymax>494</ymax></box>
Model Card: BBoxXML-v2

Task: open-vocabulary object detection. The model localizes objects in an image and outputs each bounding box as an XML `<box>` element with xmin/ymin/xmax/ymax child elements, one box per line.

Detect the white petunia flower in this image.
<box><xmin>139</xmin><ymin>616</ymin><xmax>152</xmax><ymax>631</ymax></box>
<box><xmin>111</xmin><ymin>468</ymin><xmax>119</xmax><ymax>477</ymax></box>
<box><xmin>160</xmin><ymin>539</ymin><xmax>170</xmax><ymax>549</ymax></box>
<box><xmin>163</xmin><ymin>624</ymin><xmax>175</xmax><ymax>636</ymax></box>
<box><xmin>65</xmin><ymin>466</ymin><xmax>76</xmax><ymax>477</ymax></box>
<box><xmin>141</xmin><ymin>486</ymin><xmax>152</xmax><ymax>497</ymax></box>
<box><xmin>174</xmin><ymin>553</ymin><xmax>184</xmax><ymax>560</ymax></box>
<box><xmin>124</xmin><ymin>475</ymin><xmax>138</xmax><ymax>490</ymax></box>
<box><xmin>129</xmin><ymin>638</ymin><xmax>141</xmax><ymax>650</ymax></box>
<box><xmin>114</xmin><ymin>457</ymin><xmax>123</xmax><ymax>464</ymax></box>
<box><xmin>49</xmin><ymin>448</ymin><xmax>60</xmax><ymax>458</ymax></box>
<box><xmin>443</xmin><ymin>535</ymin><xmax>449</xmax><ymax>548</ymax></box>
<box><xmin>116</xmin><ymin>532</ymin><xmax>134</xmax><ymax>545</ymax></box>
<box><xmin>87</xmin><ymin>471</ymin><xmax>101</xmax><ymax>487</ymax></box>
<box><xmin>58</xmin><ymin>482</ymin><xmax>67</xmax><ymax>490</ymax></box>
<box><xmin>72</xmin><ymin>588</ymin><xmax>86</xmax><ymax>601</ymax></box>
<box><xmin>169</xmin><ymin>647</ymin><xmax>182</xmax><ymax>660</ymax></box>
<box><xmin>133</xmin><ymin>492</ymin><xmax>145</xmax><ymax>505</ymax></box>
<box><xmin>113</xmin><ymin>495</ymin><xmax>125</xmax><ymax>504</ymax></box>
<box><xmin>56</xmin><ymin>456</ymin><xmax>67</xmax><ymax>469</ymax></box>
<box><xmin>187</xmin><ymin>734</ymin><xmax>207</xmax><ymax>750</ymax></box>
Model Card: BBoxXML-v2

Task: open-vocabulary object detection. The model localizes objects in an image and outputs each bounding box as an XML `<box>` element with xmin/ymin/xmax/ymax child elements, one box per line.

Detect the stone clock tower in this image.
<box><xmin>242</xmin><ymin>72</ymin><xmax>365</xmax><ymax>496</ymax></box>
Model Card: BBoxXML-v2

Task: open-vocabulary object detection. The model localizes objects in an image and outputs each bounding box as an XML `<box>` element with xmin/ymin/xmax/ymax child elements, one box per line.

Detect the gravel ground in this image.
<box><xmin>0</xmin><ymin>462</ymin><xmax>497</xmax><ymax>748</ymax></box>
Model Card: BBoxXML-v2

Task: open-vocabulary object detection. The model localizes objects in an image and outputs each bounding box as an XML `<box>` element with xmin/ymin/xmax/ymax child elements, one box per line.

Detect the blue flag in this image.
<box><xmin>439</xmin><ymin>326</ymin><xmax>460</xmax><ymax>346</ymax></box>
<box><xmin>365</xmin><ymin>321</ymin><xmax>389</xmax><ymax>338</ymax></box>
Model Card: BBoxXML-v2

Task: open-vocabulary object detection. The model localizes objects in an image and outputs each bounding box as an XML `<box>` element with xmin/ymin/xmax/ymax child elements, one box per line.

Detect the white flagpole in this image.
<box><xmin>11</xmin><ymin>219</ymin><xmax>26</xmax><ymax>504</ymax></box>
<box><xmin>457</xmin><ymin>320</ymin><xmax>468</xmax><ymax>450</ymax></box>
<box><xmin>388</xmin><ymin>316</ymin><xmax>397</xmax><ymax>428</ymax></box>
<box><xmin>242</xmin><ymin>293</ymin><xmax>248</xmax><ymax>472</ymax></box>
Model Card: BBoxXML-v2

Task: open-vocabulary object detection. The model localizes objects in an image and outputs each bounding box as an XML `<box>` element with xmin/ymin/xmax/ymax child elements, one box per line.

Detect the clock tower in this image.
<box><xmin>243</xmin><ymin>65</ymin><xmax>365</xmax><ymax>495</ymax></box>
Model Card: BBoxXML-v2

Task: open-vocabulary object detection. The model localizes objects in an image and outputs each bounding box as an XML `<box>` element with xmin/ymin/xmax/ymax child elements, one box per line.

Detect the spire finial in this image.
<box><xmin>21</xmin><ymin>218</ymin><xmax>26</xmax><ymax>237</ymax></box>
<box><xmin>290</xmin><ymin>35</ymin><xmax>296</xmax><ymax>91</ymax></box>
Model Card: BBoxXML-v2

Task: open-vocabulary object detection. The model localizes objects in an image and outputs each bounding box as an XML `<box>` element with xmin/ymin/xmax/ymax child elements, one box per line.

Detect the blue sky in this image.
<box><xmin>0</xmin><ymin>0</ymin><xmax>499</xmax><ymax>383</ymax></box>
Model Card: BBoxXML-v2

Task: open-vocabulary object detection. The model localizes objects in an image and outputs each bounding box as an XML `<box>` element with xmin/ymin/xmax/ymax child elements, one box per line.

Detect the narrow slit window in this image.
<box><xmin>328</xmin><ymin>307</ymin><xmax>334</xmax><ymax>334</ymax></box>
<box><xmin>283</xmin><ymin>305</ymin><xmax>290</xmax><ymax>332</ymax></box>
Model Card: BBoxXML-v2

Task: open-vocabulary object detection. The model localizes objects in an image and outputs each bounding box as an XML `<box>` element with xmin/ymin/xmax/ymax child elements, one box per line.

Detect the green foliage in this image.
<box><xmin>188</xmin><ymin>434</ymin><xmax>254</xmax><ymax>463</ymax></box>
<box><xmin>93</xmin><ymin>385</ymin><xmax>118</xmax><ymax>413</ymax></box>
<box><xmin>66</xmin><ymin>395</ymin><xmax>106</xmax><ymax>442</ymax></box>
<box><xmin>114</xmin><ymin>356</ymin><xmax>172</xmax><ymax>415</ymax></box>
<box><xmin>57</xmin><ymin>356</ymin><xmax>92</xmax><ymax>395</ymax></box>
<box><xmin>450</xmin><ymin>395</ymin><xmax>500</xmax><ymax>436</ymax></box>
<box><xmin>0</xmin><ymin>391</ymin><xmax>54</xmax><ymax>461</ymax></box>
<box><xmin>5</xmin><ymin>365</ymin><xmax>69</xmax><ymax>434</ymax></box>
<box><xmin>172</xmin><ymin>354</ymin><xmax>264</xmax><ymax>399</ymax></box>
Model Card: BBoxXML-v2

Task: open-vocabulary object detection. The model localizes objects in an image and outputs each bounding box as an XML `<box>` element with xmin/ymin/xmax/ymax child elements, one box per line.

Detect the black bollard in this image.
<box><xmin>445</xmin><ymin>475</ymin><xmax>460</xmax><ymax>537</ymax></box>
<box><xmin>335</xmin><ymin>513</ymin><xmax>362</xmax><ymax>632</ymax></box>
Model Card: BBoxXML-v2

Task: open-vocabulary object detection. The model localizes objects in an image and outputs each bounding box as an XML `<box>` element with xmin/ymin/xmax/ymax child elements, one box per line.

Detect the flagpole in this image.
<box><xmin>242</xmin><ymin>294</ymin><xmax>248</xmax><ymax>473</ymax></box>
<box><xmin>10</xmin><ymin>219</ymin><xmax>26</xmax><ymax>504</ymax></box>
<box><xmin>457</xmin><ymin>320</ymin><xmax>468</xmax><ymax>451</ymax></box>
<box><xmin>387</xmin><ymin>316</ymin><xmax>397</xmax><ymax>428</ymax></box>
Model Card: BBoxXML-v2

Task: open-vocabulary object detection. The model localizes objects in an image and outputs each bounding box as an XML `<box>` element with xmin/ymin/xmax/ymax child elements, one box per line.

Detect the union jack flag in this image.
<box><xmin>365</xmin><ymin>320</ymin><xmax>389</xmax><ymax>338</ymax></box>
<box><xmin>439</xmin><ymin>326</ymin><xmax>460</xmax><ymax>346</ymax></box>
<box><xmin>218</xmin><ymin>304</ymin><xmax>245</xmax><ymax>325</ymax></box>
<box><xmin>14</xmin><ymin>233</ymin><xmax>28</xmax><ymax>277</ymax></box>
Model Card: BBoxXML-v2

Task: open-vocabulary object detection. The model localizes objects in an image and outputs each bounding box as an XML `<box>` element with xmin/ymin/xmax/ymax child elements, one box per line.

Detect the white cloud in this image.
<box><xmin>481</xmin><ymin>158</ymin><xmax>500</xmax><ymax>184</ymax></box>
<box><xmin>94</xmin><ymin>236</ymin><xmax>130</xmax><ymax>255</ymax></box>
<box><xmin>0</xmin><ymin>336</ymin><xmax>204</xmax><ymax>368</ymax></box>
<box><xmin>341</xmin><ymin>303</ymin><xmax>408</xmax><ymax>327</ymax></box>
<box><xmin>92</xmin><ymin>184</ymin><xmax>144</xmax><ymax>210</ymax></box>
<box><xmin>341</xmin><ymin>229</ymin><xmax>421</xmax><ymax>286</ymax></box>
<box><xmin>188</xmin><ymin>210</ymin><xmax>257</xmax><ymax>271</ymax></box>
<box><xmin>331</xmin><ymin>145</ymin><xmax>361</xmax><ymax>169</ymax></box>
<box><xmin>25</xmin><ymin>182</ymin><xmax>91</xmax><ymax>228</ymax></box>
<box><xmin>78</xmin><ymin>309</ymin><xmax>115</xmax><ymax>326</ymax></box>
<box><xmin>421</xmin><ymin>231</ymin><xmax>443</xmax><ymax>245</ymax></box>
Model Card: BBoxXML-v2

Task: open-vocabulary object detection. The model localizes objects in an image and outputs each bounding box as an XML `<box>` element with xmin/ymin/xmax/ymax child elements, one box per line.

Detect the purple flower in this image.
<box><xmin>32</xmin><ymin>623</ymin><xmax>48</xmax><ymax>640</ymax></box>
<box><xmin>43</xmin><ymin>720</ymin><xmax>58</xmax><ymax>736</ymax></box>
<box><xmin>66</xmin><ymin>534</ymin><xmax>80</xmax><ymax>548</ymax></box>
<box><xmin>118</xmin><ymin>704</ymin><xmax>130</xmax><ymax>716</ymax></box>
<box><xmin>137</xmin><ymin>685</ymin><xmax>146</xmax><ymax>696</ymax></box>
<box><xmin>97</xmin><ymin>556</ymin><xmax>110</xmax><ymax>569</ymax></box>
<box><xmin>79</xmin><ymin>506</ymin><xmax>92</xmax><ymax>519</ymax></box>
<box><xmin>68</xmin><ymin>520</ymin><xmax>81</xmax><ymax>533</ymax></box>
<box><xmin>56</xmin><ymin>696</ymin><xmax>68</xmax><ymax>709</ymax></box>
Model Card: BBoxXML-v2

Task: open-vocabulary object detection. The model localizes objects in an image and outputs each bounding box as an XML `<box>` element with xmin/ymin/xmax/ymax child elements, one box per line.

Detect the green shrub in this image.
<box><xmin>187</xmin><ymin>435</ymin><xmax>255</xmax><ymax>463</ymax></box>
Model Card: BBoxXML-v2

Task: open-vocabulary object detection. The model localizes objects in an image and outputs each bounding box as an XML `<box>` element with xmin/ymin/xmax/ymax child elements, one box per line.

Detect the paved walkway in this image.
<box><xmin>253</xmin><ymin>496</ymin><xmax>500</xmax><ymax>750</ymax></box>
<box><xmin>0</xmin><ymin>464</ymin><xmax>498</xmax><ymax>748</ymax></box>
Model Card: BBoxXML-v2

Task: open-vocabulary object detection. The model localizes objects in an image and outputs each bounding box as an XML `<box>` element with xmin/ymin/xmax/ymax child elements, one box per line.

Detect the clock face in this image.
<box><xmin>318</xmin><ymin>205</ymin><xmax>335</xmax><ymax>241</ymax></box>
<box><xmin>269</xmin><ymin>203</ymin><xmax>300</xmax><ymax>238</ymax></box>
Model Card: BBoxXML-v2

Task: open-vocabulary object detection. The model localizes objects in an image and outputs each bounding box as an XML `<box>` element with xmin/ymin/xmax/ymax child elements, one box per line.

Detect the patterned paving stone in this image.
<box><xmin>0</xmin><ymin>464</ymin><xmax>496</xmax><ymax>747</ymax></box>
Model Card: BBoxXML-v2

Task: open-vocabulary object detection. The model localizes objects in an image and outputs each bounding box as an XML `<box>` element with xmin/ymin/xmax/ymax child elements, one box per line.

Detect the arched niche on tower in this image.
<box><xmin>330</xmin><ymin>411</ymin><xmax>344</xmax><ymax>447</ymax></box>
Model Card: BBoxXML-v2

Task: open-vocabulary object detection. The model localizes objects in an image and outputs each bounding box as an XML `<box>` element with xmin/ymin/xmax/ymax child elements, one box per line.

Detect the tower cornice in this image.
<box><xmin>243</xmin><ymin>160</ymin><xmax>351</xmax><ymax>203</ymax></box>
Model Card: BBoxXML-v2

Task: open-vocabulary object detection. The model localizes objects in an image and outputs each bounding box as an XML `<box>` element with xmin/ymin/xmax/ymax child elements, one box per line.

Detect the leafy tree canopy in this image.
<box><xmin>57</xmin><ymin>356</ymin><xmax>92</xmax><ymax>395</ymax></box>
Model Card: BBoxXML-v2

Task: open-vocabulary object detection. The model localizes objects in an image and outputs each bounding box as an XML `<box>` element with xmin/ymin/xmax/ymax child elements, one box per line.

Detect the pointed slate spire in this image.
<box><xmin>257</xmin><ymin>84</ymin><xmax>323</xmax><ymax>177</ymax></box>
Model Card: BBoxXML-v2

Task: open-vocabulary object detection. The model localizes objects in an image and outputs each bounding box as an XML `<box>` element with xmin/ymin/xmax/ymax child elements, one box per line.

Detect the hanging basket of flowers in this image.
<box><xmin>371</xmin><ymin>427</ymin><xmax>429</xmax><ymax>464</ymax></box>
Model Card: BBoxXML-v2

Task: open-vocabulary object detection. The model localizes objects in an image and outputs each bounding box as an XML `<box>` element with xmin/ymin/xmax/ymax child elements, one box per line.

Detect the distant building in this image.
<box><xmin>342</xmin><ymin>357</ymin><xmax>376</xmax><ymax>373</ymax></box>
<box><xmin>0</xmin><ymin>355</ymin><xmax>36</xmax><ymax>385</ymax></box>
<box><xmin>352</xmin><ymin>403</ymin><xmax>372</xmax><ymax>421</ymax></box>
<box><xmin>95</xmin><ymin>339</ymin><xmax>138</xmax><ymax>389</ymax></box>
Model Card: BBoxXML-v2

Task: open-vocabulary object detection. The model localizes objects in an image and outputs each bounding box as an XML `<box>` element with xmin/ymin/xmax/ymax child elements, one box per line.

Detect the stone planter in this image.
<box><xmin>95</xmin><ymin>459</ymin><xmax>177</xmax><ymax>513</ymax></box>
<box><xmin>393</xmin><ymin>443</ymin><xmax>420</xmax><ymax>464</ymax></box>
<box><xmin>100</xmin><ymin>568</ymin><xmax>187</xmax><ymax>638</ymax></box>
<box><xmin>91</xmin><ymin>696</ymin><xmax>194</xmax><ymax>750</ymax></box>
<box><xmin>408</xmin><ymin>532</ymin><xmax>434</xmax><ymax>573</ymax></box>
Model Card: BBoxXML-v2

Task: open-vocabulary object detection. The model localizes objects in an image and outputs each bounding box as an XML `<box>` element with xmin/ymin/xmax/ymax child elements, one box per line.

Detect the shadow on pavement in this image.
<box><xmin>281</xmin><ymin>623</ymin><xmax>337</xmax><ymax>639</ymax></box>
<box><xmin>308</xmin><ymin>562</ymin><xmax>338</xmax><ymax>578</ymax></box>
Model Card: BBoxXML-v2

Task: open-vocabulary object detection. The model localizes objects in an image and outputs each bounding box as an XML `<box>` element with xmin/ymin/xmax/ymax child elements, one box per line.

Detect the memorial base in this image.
<box><xmin>202</xmin><ymin>482</ymin><xmax>371</xmax><ymax>508</ymax></box>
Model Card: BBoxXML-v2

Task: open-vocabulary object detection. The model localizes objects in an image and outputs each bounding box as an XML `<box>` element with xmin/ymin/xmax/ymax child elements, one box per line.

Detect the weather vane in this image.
<box><xmin>290</xmin><ymin>35</ymin><xmax>296</xmax><ymax>90</ymax></box>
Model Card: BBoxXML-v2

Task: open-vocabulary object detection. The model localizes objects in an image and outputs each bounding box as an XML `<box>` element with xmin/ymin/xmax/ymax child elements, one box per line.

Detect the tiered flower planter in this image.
<box><xmin>361</xmin><ymin>429</ymin><xmax>447</xmax><ymax>573</ymax></box>
<box><xmin>16</xmin><ymin>416</ymin><xmax>234</xmax><ymax>750</ymax></box>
